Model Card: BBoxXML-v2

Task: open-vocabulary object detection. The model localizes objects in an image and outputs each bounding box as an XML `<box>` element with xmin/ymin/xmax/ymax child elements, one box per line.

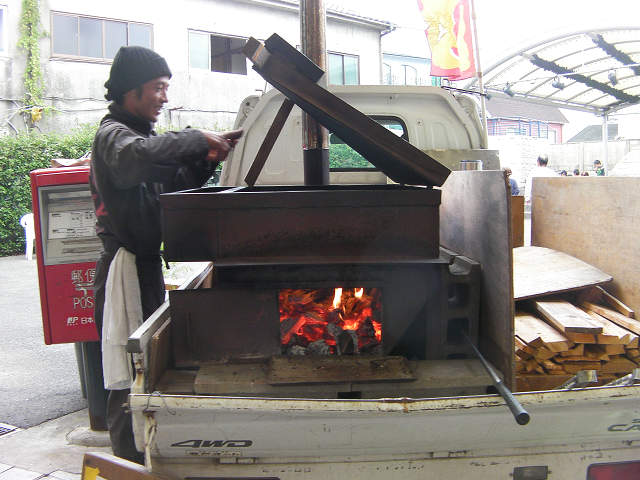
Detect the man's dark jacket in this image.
<box><xmin>89</xmin><ymin>103</ymin><xmax>214</xmax><ymax>461</ymax></box>
<box><xmin>90</xmin><ymin>103</ymin><xmax>214</xmax><ymax>258</ymax></box>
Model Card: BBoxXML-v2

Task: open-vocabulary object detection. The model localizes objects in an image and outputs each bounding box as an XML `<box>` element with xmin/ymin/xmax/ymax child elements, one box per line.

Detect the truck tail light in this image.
<box><xmin>587</xmin><ymin>460</ymin><xmax>640</xmax><ymax>479</ymax></box>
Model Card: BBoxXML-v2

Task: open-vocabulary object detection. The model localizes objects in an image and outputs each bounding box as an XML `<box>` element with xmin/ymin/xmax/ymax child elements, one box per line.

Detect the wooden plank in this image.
<box><xmin>82</xmin><ymin>452</ymin><xmax>164</xmax><ymax>480</ymax></box>
<box><xmin>596</xmin><ymin>286</ymin><xmax>635</xmax><ymax>318</ymax></box>
<box><xmin>603</xmin><ymin>344</ymin><xmax>626</xmax><ymax>355</ymax></box>
<box><xmin>559</xmin><ymin>344</ymin><xmax>585</xmax><ymax>357</ymax></box>
<box><xmin>513</xmin><ymin>246</ymin><xmax>612</xmax><ymax>300</ymax></box>
<box><xmin>267</xmin><ymin>356</ymin><xmax>415</xmax><ymax>385</ymax></box>
<box><xmin>531</xmin><ymin>177</ymin><xmax>640</xmax><ymax>320</ymax></box>
<box><xmin>565</xmin><ymin>331</ymin><xmax>597</xmax><ymax>343</ymax></box>
<box><xmin>515</xmin><ymin>336</ymin><xmax>534</xmax><ymax>359</ymax></box>
<box><xmin>532</xmin><ymin>347</ymin><xmax>556</xmax><ymax>361</ymax></box>
<box><xmin>534</xmin><ymin>300</ymin><xmax>603</xmax><ymax>334</ymax></box>
<box><xmin>515</xmin><ymin>311</ymin><xmax>573</xmax><ymax>352</ymax></box>
<box><xmin>581</xmin><ymin>301</ymin><xmax>640</xmax><ymax>335</ymax></box>
<box><xmin>148</xmin><ymin>319</ymin><xmax>171</xmax><ymax>391</ymax></box>
<box><xmin>511</xmin><ymin>195</ymin><xmax>524</xmax><ymax>248</ymax></box>
<box><xmin>600</xmin><ymin>357</ymin><xmax>638</xmax><ymax>374</ymax></box>
<box><xmin>541</xmin><ymin>359</ymin><xmax>564</xmax><ymax>373</ymax></box>
<box><xmin>440</xmin><ymin>170</ymin><xmax>514</xmax><ymax>389</ymax></box>
<box><xmin>555</xmin><ymin>345</ymin><xmax>609</xmax><ymax>362</ymax></box>
<box><xmin>244</xmin><ymin>99</ymin><xmax>294</xmax><ymax>186</ymax></box>
<box><xmin>516</xmin><ymin>374</ymin><xmax>616</xmax><ymax>392</ymax></box>
<box><xmin>626</xmin><ymin>348</ymin><xmax>640</xmax><ymax>360</ymax></box>
<box><xmin>585</xmin><ymin>310</ymin><xmax>638</xmax><ymax>345</ymax></box>
<box><xmin>562</xmin><ymin>361</ymin><xmax>602</xmax><ymax>374</ymax></box>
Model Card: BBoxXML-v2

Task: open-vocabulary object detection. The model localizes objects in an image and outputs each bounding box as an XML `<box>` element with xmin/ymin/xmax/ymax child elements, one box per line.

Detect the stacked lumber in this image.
<box><xmin>515</xmin><ymin>294</ymin><xmax>640</xmax><ymax>376</ymax></box>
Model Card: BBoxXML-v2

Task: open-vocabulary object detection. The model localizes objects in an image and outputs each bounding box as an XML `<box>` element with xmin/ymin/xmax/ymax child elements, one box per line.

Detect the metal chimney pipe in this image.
<box><xmin>300</xmin><ymin>0</ymin><xmax>330</xmax><ymax>185</ymax></box>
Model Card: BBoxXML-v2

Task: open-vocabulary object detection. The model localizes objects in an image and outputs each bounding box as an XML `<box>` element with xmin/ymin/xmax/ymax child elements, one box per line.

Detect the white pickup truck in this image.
<box><xmin>118</xmin><ymin>86</ymin><xmax>640</xmax><ymax>480</ymax></box>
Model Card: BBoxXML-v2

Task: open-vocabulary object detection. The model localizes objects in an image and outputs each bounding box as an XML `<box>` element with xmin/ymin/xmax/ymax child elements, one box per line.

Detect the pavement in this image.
<box><xmin>0</xmin><ymin>410</ymin><xmax>112</xmax><ymax>479</ymax></box>
<box><xmin>0</xmin><ymin>255</ymin><xmax>112</xmax><ymax>479</ymax></box>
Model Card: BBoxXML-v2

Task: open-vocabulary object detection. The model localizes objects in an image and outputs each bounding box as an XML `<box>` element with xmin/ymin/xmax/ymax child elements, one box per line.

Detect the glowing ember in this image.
<box><xmin>279</xmin><ymin>287</ymin><xmax>382</xmax><ymax>355</ymax></box>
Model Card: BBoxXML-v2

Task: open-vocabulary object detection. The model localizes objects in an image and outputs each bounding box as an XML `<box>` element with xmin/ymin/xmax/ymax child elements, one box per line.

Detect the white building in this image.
<box><xmin>0</xmin><ymin>0</ymin><xmax>391</xmax><ymax>134</ymax></box>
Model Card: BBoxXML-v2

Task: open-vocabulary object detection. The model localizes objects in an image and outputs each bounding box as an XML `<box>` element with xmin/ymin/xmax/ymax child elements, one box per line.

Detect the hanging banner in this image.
<box><xmin>417</xmin><ymin>0</ymin><xmax>476</xmax><ymax>80</ymax></box>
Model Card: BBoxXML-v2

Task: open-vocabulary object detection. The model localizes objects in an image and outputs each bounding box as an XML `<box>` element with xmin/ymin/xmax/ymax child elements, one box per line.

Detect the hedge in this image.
<box><xmin>0</xmin><ymin>124</ymin><xmax>97</xmax><ymax>256</ymax></box>
<box><xmin>329</xmin><ymin>144</ymin><xmax>375</xmax><ymax>169</ymax></box>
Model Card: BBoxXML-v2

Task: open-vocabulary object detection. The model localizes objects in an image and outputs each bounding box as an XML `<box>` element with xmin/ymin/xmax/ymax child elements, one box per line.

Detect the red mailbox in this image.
<box><xmin>30</xmin><ymin>167</ymin><xmax>101</xmax><ymax>344</ymax></box>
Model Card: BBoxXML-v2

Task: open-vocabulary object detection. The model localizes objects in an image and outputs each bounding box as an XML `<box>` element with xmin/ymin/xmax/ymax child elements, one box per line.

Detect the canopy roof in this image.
<box><xmin>467</xmin><ymin>27</ymin><xmax>640</xmax><ymax>115</ymax></box>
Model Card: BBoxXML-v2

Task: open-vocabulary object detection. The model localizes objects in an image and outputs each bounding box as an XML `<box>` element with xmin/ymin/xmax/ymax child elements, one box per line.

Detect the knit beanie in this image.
<box><xmin>104</xmin><ymin>46</ymin><xmax>172</xmax><ymax>101</ymax></box>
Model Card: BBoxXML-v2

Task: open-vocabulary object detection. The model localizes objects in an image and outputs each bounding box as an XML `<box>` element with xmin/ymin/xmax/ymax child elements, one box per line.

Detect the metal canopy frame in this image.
<box><xmin>467</xmin><ymin>27</ymin><xmax>640</xmax><ymax>116</ymax></box>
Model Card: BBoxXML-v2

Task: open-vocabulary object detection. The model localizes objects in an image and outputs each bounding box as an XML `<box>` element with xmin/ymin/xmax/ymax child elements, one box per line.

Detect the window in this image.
<box><xmin>189</xmin><ymin>31</ymin><xmax>247</xmax><ymax>75</ymax></box>
<box><xmin>329</xmin><ymin>116</ymin><xmax>408</xmax><ymax>169</ymax></box>
<box><xmin>328</xmin><ymin>52</ymin><xmax>359</xmax><ymax>85</ymax></box>
<box><xmin>51</xmin><ymin>12</ymin><xmax>152</xmax><ymax>60</ymax></box>
<box><xmin>0</xmin><ymin>5</ymin><xmax>7</xmax><ymax>54</ymax></box>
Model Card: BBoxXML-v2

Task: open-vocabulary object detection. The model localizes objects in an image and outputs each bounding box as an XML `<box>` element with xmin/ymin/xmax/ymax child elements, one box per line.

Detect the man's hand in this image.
<box><xmin>200</xmin><ymin>129</ymin><xmax>243</xmax><ymax>163</ymax></box>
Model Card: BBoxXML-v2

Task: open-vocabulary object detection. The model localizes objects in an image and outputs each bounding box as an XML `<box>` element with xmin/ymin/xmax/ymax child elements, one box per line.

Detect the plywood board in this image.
<box><xmin>267</xmin><ymin>356</ymin><xmax>415</xmax><ymax>385</ymax></box>
<box><xmin>440</xmin><ymin>170</ymin><xmax>514</xmax><ymax>389</ymax></box>
<box><xmin>531</xmin><ymin>177</ymin><xmax>640</xmax><ymax>318</ymax></box>
<box><xmin>511</xmin><ymin>195</ymin><xmax>524</xmax><ymax>248</ymax></box>
<box><xmin>513</xmin><ymin>246</ymin><xmax>612</xmax><ymax>300</ymax></box>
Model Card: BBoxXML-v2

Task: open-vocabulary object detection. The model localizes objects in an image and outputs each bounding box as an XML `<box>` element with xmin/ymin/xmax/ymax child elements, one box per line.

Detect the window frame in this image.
<box><xmin>329</xmin><ymin>115</ymin><xmax>409</xmax><ymax>171</ymax></box>
<box><xmin>50</xmin><ymin>11</ymin><xmax>153</xmax><ymax>62</ymax></box>
<box><xmin>0</xmin><ymin>4</ymin><xmax>8</xmax><ymax>55</ymax></box>
<box><xmin>188</xmin><ymin>30</ymin><xmax>248</xmax><ymax>75</ymax></box>
<box><xmin>327</xmin><ymin>51</ymin><xmax>360</xmax><ymax>85</ymax></box>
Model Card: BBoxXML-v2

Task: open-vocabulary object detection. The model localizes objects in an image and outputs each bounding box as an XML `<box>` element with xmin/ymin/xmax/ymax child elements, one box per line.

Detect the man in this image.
<box><xmin>90</xmin><ymin>45</ymin><xmax>242</xmax><ymax>463</ymax></box>
<box><xmin>594</xmin><ymin>159</ymin><xmax>605</xmax><ymax>176</ymax></box>
<box><xmin>524</xmin><ymin>154</ymin><xmax>557</xmax><ymax>204</ymax></box>
<box><xmin>503</xmin><ymin>167</ymin><xmax>520</xmax><ymax>195</ymax></box>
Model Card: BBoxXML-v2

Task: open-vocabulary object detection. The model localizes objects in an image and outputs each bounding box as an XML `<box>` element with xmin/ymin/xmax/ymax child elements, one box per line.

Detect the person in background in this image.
<box><xmin>525</xmin><ymin>154</ymin><xmax>558</xmax><ymax>204</ymax></box>
<box><xmin>594</xmin><ymin>159</ymin><xmax>605</xmax><ymax>176</ymax></box>
<box><xmin>90</xmin><ymin>45</ymin><xmax>242</xmax><ymax>463</ymax></box>
<box><xmin>503</xmin><ymin>167</ymin><xmax>520</xmax><ymax>195</ymax></box>
<box><xmin>582</xmin><ymin>171</ymin><xmax>590</xmax><ymax>176</ymax></box>
<box><xmin>573</xmin><ymin>168</ymin><xmax>580</xmax><ymax>176</ymax></box>
<box><xmin>560</xmin><ymin>170</ymin><xmax>568</xmax><ymax>176</ymax></box>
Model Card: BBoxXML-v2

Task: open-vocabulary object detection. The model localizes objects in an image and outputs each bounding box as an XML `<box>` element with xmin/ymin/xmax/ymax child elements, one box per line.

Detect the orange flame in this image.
<box><xmin>354</xmin><ymin>288</ymin><xmax>364</xmax><ymax>298</ymax></box>
<box><xmin>332</xmin><ymin>287</ymin><xmax>343</xmax><ymax>309</ymax></box>
<box><xmin>372</xmin><ymin>320</ymin><xmax>382</xmax><ymax>342</ymax></box>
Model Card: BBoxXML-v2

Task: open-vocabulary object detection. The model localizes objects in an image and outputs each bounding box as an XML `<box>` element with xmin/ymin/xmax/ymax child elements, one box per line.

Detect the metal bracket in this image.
<box><xmin>604</xmin><ymin>368</ymin><xmax>640</xmax><ymax>387</ymax></box>
<box><xmin>557</xmin><ymin>370</ymin><xmax>598</xmax><ymax>389</ymax></box>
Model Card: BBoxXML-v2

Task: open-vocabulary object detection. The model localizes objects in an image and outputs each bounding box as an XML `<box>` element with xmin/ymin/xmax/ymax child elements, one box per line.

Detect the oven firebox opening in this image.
<box><xmin>279</xmin><ymin>288</ymin><xmax>382</xmax><ymax>355</ymax></box>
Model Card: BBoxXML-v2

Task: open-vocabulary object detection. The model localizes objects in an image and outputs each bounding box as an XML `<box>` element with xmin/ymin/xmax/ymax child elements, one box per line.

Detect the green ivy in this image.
<box><xmin>17</xmin><ymin>0</ymin><xmax>44</xmax><ymax>121</ymax></box>
<box><xmin>0</xmin><ymin>125</ymin><xmax>97</xmax><ymax>256</ymax></box>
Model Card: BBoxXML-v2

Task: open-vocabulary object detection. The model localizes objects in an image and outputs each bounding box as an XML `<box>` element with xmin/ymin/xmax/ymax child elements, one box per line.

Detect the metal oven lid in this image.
<box><xmin>243</xmin><ymin>34</ymin><xmax>451</xmax><ymax>187</ymax></box>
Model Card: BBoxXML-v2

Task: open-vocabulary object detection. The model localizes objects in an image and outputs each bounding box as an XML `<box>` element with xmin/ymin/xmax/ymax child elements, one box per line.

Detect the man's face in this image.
<box><xmin>124</xmin><ymin>76</ymin><xmax>170</xmax><ymax>123</ymax></box>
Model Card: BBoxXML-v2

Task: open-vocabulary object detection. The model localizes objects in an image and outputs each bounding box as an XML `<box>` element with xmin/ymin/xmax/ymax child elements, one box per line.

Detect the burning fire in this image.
<box><xmin>279</xmin><ymin>287</ymin><xmax>382</xmax><ymax>355</ymax></box>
